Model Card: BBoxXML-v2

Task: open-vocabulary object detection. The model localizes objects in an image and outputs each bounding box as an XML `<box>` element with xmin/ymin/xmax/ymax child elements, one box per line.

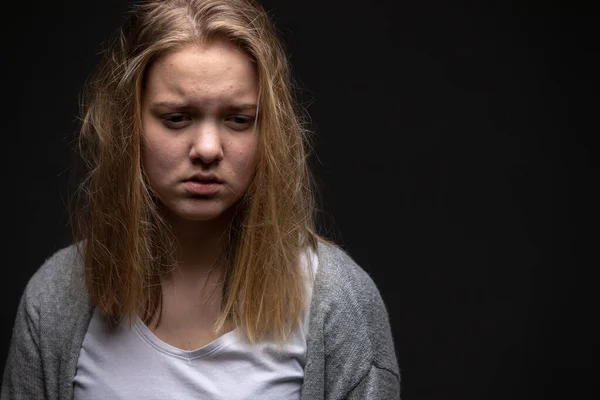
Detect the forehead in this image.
<box><xmin>143</xmin><ymin>40</ymin><xmax>258</xmax><ymax>104</ymax></box>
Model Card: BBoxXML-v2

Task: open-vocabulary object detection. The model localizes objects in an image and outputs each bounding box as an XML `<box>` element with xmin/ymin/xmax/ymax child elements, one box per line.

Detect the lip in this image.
<box><xmin>184</xmin><ymin>180</ymin><xmax>221</xmax><ymax>196</ymax></box>
<box><xmin>187</xmin><ymin>173</ymin><xmax>222</xmax><ymax>183</ymax></box>
<box><xmin>183</xmin><ymin>174</ymin><xmax>223</xmax><ymax>196</ymax></box>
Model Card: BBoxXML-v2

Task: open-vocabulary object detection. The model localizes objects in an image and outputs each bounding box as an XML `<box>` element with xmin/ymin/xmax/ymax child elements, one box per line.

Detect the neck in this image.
<box><xmin>163</xmin><ymin>208</ymin><xmax>234</xmax><ymax>275</ymax></box>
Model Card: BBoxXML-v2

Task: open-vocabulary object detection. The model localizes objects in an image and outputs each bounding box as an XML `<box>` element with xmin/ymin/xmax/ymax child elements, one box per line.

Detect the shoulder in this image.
<box><xmin>312</xmin><ymin>240</ymin><xmax>398</xmax><ymax>367</ymax></box>
<box><xmin>21</xmin><ymin>244</ymin><xmax>90</xmax><ymax>325</ymax></box>
<box><xmin>306</xmin><ymin>240</ymin><xmax>400</xmax><ymax>396</ymax></box>
<box><xmin>3</xmin><ymin>245</ymin><xmax>94</xmax><ymax>398</ymax></box>
<box><xmin>314</xmin><ymin>240</ymin><xmax>384</xmax><ymax>310</ymax></box>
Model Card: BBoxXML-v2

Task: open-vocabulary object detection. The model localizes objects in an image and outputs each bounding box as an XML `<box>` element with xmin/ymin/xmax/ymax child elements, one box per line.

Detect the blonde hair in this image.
<box><xmin>72</xmin><ymin>0</ymin><xmax>321</xmax><ymax>343</ymax></box>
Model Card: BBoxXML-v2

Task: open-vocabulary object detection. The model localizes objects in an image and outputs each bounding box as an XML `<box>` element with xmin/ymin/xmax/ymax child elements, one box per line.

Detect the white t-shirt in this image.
<box><xmin>73</xmin><ymin>248</ymin><xmax>318</xmax><ymax>400</ymax></box>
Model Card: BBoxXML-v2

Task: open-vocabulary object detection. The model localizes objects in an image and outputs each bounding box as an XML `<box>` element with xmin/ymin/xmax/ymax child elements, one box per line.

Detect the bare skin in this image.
<box><xmin>139</xmin><ymin>39</ymin><xmax>258</xmax><ymax>350</ymax></box>
<box><xmin>150</xmin><ymin>262</ymin><xmax>226</xmax><ymax>350</ymax></box>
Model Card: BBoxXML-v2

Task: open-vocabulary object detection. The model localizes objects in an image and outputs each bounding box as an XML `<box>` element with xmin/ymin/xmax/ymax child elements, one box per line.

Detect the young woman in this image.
<box><xmin>1</xmin><ymin>0</ymin><xmax>400</xmax><ymax>398</ymax></box>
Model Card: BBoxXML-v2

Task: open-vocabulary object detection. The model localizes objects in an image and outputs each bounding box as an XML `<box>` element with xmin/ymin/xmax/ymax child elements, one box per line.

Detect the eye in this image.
<box><xmin>225</xmin><ymin>115</ymin><xmax>255</xmax><ymax>131</ymax></box>
<box><xmin>161</xmin><ymin>114</ymin><xmax>191</xmax><ymax>128</ymax></box>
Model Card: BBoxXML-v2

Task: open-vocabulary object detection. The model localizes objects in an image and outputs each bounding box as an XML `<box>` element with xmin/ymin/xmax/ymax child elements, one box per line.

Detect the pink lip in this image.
<box><xmin>184</xmin><ymin>180</ymin><xmax>221</xmax><ymax>196</ymax></box>
<box><xmin>188</xmin><ymin>173</ymin><xmax>222</xmax><ymax>183</ymax></box>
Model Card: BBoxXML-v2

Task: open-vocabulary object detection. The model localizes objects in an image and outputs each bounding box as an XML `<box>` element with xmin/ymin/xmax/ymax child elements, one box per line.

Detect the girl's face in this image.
<box><xmin>141</xmin><ymin>40</ymin><xmax>259</xmax><ymax>225</ymax></box>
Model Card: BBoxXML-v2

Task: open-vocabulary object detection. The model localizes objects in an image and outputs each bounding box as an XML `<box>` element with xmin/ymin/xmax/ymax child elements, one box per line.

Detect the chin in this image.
<box><xmin>175</xmin><ymin>202</ymin><xmax>238</xmax><ymax>223</ymax></box>
<box><xmin>182</xmin><ymin>213</ymin><xmax>227</xmax><ymax>222</ymax></box>
<box><xmin>158</xmin><ymin>197</ymin><xmax>241</xmax><ymax>226</ymax></box>
<box><xmin>174</xmin><ymin>208</ymin><xmax>227</xmax><ymax>222</ymax></box>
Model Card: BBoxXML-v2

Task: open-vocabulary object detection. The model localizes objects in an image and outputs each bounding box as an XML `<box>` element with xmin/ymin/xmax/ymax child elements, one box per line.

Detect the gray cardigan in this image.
<box><xmin>2</xmin><ymin>242</ymin><xmax>400</xmax><ymax>399</ymax></box>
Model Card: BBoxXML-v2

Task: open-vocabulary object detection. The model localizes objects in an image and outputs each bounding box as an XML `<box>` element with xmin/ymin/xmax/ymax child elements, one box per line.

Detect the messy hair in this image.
<box><xmin>72</xmin><ymin>0</ymin><xmax>320</xmax><ymax>343</ymax></box>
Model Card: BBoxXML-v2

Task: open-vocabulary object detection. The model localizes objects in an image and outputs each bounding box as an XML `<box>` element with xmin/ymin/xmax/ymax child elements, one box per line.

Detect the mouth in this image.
<box><xmin>184</xmin><ymin>177</ymin><xmax>222</xmax><ymax>195</ymax></box>
<box><xmin>188</xmin><ymin>178</ymin><xmax>219</xmax><ymax>183</ymax></box>
<box><xmin>186</xmin><ymin>174</ymin><xmax>222</xmax><ymax>184</ymax></box>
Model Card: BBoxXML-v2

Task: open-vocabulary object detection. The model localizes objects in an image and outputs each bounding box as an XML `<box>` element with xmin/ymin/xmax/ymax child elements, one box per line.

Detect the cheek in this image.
<box><xmin>233</xmin><ymin>138</ymin><xmax>259</xmax><ymax>181</ymax></box>
<box><xmin>141</xmin><ymin>133</ymin><xmax>181</xmax><ymax>172</ymax></box>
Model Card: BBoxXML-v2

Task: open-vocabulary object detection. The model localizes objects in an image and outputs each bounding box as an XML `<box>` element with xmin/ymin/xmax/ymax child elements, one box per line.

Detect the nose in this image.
<box><xmin>189</xmin><ymin>122</ymin><xmax>223</xmax><ymax>165</ymax></box>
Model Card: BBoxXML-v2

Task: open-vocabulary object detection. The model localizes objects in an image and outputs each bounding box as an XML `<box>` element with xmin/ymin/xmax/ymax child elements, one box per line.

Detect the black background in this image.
<box><xmin>1</xmin><ymin>1</ymin><xmax>596</xmax><ymax>399</ymax></box>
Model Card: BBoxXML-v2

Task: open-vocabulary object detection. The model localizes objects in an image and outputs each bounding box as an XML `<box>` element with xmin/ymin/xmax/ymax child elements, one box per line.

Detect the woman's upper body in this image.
<box><xmin>1</xmin><ymin>241</ymin><xmax>400</xmax><ymax>399</ymax></box>
<box><xmin>2</xmin><ymin>0</ymin><xmax>401</xmax><ymax>398</ymax></box>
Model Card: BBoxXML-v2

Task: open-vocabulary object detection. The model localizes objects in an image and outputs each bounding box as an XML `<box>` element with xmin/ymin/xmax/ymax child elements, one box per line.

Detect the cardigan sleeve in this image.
<box><xmin>2</xmin><ymin>244</ymin><xmax>92</xmax><ymax>400</ymax></box>
<box><xmin>1</xmin><ymin>280</ymin><xmax>46</xmax><ymax>400</ymax></box>
<box><xmin>347</xmin><ymin>365</ymin><xmax>400</xmax><ymax>399</ymax></box>
<box><xmin>307</xmin><ymin>242</ymin><xmax>401</xmax><ymax>400</ymax></box>
<box><xmin>321</xmin><ymin>272</ymin><xmax>401</xmax><ymax>399</ymax></box>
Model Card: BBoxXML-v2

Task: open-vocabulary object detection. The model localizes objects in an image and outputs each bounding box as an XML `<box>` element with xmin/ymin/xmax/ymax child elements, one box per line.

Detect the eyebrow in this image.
<box><xmin>150</xmin><ymin>101</ymin><xmax>258</xmax><ymax>112</ymax></box>
<box><xmin>225</xmin><ymin>103</ymin><xmax>258</xmax><ymax>112</ymax></box>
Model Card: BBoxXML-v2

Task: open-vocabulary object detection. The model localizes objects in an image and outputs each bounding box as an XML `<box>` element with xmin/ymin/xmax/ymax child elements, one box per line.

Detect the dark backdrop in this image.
<box><xmin>2</xmin><ymin>1</ymin><xmax>595</xmax><ymax>399</ymax></box>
